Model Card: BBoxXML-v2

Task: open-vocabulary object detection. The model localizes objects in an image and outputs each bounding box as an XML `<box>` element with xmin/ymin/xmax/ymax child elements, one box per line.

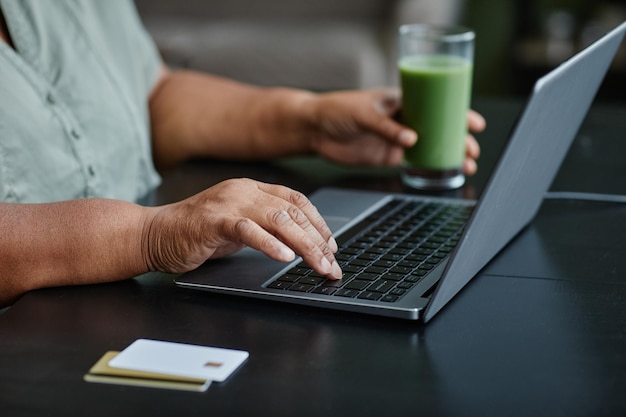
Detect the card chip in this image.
<box><xmin>204</xmin><ymin>361</ymin><xmax>223</xmax><ymax>368</ymax></box>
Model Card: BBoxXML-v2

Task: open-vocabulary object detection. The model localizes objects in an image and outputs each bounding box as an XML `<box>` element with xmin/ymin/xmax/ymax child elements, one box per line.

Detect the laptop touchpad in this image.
<box><xmin>309</xmin><ymin>188</ymin><xmax>390</xmax><ymax>233</ymax></box>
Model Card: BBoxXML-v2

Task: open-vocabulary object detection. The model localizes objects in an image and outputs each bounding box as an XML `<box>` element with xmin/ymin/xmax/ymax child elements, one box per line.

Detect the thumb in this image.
<box><xmin>369</xmin><ymin>88</ymin><xmax>417</xmax><ymax>147</ymax></box>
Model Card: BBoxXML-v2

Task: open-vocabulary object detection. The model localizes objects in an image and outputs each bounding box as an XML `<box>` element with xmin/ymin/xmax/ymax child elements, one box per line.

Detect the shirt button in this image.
<box><xmin>46</xmin><ymin>92</ymin><xmax>55</xmax><ymax>105</ymax></box>
<box><xmin>71</xmin><ymin>129</ymin><xmax>80</xmax><ymax>139</ymax></box>
<box><xmin>88</xmin><ymin>165</ymin><xmax>96</xmax><ymax>176</ymax></box>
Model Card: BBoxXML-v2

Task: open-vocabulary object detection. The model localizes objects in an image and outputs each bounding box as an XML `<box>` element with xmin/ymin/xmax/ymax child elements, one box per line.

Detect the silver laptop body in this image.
<box><xmin>175</xmin><ymin>22</ymin><xmax>626</xmax><ymax>322</ymax></box>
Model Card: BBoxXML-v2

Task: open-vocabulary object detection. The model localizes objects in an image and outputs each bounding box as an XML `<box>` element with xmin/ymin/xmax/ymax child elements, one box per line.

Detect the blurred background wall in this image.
<box><xmin>135</xmin><ymin>0</ymin><xmax>626</xmax><ymax>101</ymax></box>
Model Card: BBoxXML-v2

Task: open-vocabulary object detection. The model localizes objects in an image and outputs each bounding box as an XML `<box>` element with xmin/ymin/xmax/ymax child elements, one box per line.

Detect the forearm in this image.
<box><xmin>0</xmin><ymin>200</ymin><xmax>152</xmax><ymax>306</ymax></box>
<box><xmin>149</xmin><ymin>69</ymin><xmax>317</xmax><ymax>169</ymax></box>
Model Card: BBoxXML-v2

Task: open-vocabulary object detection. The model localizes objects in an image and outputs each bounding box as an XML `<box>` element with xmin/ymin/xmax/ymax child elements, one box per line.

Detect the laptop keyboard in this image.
<box><xmin>267</xmin><ymin>198</ymin><xmax>473</xmax><ymax>303</ymax></box>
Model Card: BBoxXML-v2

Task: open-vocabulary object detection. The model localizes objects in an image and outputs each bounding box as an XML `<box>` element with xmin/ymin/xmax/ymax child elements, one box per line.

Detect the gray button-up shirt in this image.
<box><xmin>0</xmin><ymin>0</ymin><xmax>162</xmax><ymax>203</ymax></box>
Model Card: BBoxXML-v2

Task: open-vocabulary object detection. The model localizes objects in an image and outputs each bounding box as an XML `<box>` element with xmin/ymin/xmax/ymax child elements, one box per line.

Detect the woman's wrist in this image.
<box><xmin>256</xmin><ymin>88</ymin><xmax>319</xmax><ymax>156</ymax></box>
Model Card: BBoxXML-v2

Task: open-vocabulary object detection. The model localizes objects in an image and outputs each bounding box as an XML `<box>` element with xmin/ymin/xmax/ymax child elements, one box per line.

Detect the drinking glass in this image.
<box><xmin>398</xmin><ymin>24</ymin><xmax>475</xmax><ymax>190</ymax></box>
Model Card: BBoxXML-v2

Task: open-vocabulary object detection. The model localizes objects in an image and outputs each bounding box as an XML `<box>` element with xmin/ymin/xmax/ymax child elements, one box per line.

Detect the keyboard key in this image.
<box><xmin>365</xmin><ymin>247</ymin><xmax>387</xmax><ymax>255</ymax></box>
<box><xmin>380</xmin><ymin>253</ymin><xmax>404</xmax><ymax>262</ymax></box>
<box><xmin>312</xmin><ymin>286</ymin><xmax>337</xmax><ymax>296</ymax></box>
<box><xmin>398</xmin><ymin>260</ymin><xmax>419</xmax><ymax>268</ymax></box>
<box><xmin>405</xmin><ymin>253</ymin><xmax>427</xmax><ymax>262</ymax></box>
<box><xmin>413</xmin><ymin>248</ymin><xmax>432</xmax><ymax>255</ymax></box>
<box><xmin>287</xmin><ymin>267</ymin><xmax>311</xmax><ymax>275</ymax></box>
<box><xmin>335</xmin><ymin>289</ymin><xmax>359</xmax><ymax>298</ymax></box>
<box><xmin>345</xmin><ymin>279</ymin><xmax>370</xmax><ymax>291</ymax></box>
<box><xmin>373</xmin><ymin>259</ymin><xmax>396</xmax><ymax>268</ymax></box>
<box><xmin>326</xmin><ymin>276</ymin><xmax>347</xmax><ymax>285</ymax></box>
<box><xmin>357</xmin><ymin>291</ymin><xmax>382</xmax><ymax>301</ymax></box>
<box><xmin>356</xmin><ymin>272</ymin><xmax>379</xmax><ymax>281</ymax></box>
<box><xmin>343</xmin><ymin>265</ymin><xmax>364</xmax><ymax>274</ymax></box>
<box><xmin>268</xmin><ymin>281</ymin><xmax>292</xmax><ymax>290</ymax></box>
<box><xmin>381</xmin><ymin>294</ymin><xmax>400</xmax><ymax>302</ymax></box>
<box><xmin>405</xmin><ymin>275</ymin><xmax>422</xmax><ymax>283</ymax></box>
<box><xmin>335</xmin><ymin>253</ymin><xmax>353</xmax><ymax>262</ymax></box>
<box><xmin>298</xmin><ymin>277</ymin><xmax>325</xmax><ymax>286</ymax></box>
<box><xmin>363</xmin><ymin>266</ymin><xmax>387</xmax><ymax>274</ymax></box>
<box><xmin>367</xmin><ymin>279</ymin><xmax>395</xmax><ymax>293</ymax></box>
<box><xmin>390</xmin><ymin>266</ymin><xmax>414</xmax><ymax>274</ymax></box>
<box><xmin>277</xmin><ymin>274</ymin><xmax>300</xmax><ymax>283</ymax></box>
<box><xmin>389</xmin><ymin>247</ymin><xmax>412</xmax><ymax>255</ymax></box>
<box><xmin>290</xmin><ymin>283</ymin><xmax>314</xmax><ymax>292</ymax></box>
<box><xmin>381</xmin><ymin>272</ymin><xmax>404</xmax><ymax>281</ymax></box>
<box><xmin>351</xmin><ymin>258</ymin><xmax>370</xmax><ymax>267</ymax></box>
<box><xmin>376</xmin><ymin>240</ymin><xmax>395</xmax><ymax>248</ymax></box>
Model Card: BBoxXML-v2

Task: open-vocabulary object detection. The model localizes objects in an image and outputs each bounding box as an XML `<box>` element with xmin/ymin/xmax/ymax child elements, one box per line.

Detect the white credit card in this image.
<box><xmin>108</xmin><ymin>339</ymin><xmax>249</xmax><ymax>382</ymax></box>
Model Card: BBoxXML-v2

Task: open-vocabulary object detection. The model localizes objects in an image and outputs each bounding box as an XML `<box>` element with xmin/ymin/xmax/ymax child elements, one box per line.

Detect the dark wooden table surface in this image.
<box><xmin>2</xmin><ymin>98</ymin><xmax>626</xmax><ymax>417</ymax></box>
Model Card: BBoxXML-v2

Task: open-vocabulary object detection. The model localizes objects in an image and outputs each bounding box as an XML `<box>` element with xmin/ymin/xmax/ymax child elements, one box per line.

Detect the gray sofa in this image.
<box><xmin>134</xmin><ymin>0</ymin><xmax>464</xmax><ymax>90</ymax></box>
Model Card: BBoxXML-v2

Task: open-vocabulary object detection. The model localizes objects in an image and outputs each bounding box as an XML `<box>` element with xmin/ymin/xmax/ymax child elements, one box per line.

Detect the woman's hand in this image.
<box><xmin>304</xmin><ymin>88</ymin><xmax>485</xmax><ymax>173</ymax></box>
<box><xmin>142</xmin><ymin>178</ymin><xmax>342</xmax><ymax>279</ymax></box>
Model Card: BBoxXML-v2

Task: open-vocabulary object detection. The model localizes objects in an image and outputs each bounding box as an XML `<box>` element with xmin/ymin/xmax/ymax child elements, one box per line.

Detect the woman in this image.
<box><xmin>0</xmin><ymin>0</ymin><xmax>483</xmax><ymax>307</ymax></box>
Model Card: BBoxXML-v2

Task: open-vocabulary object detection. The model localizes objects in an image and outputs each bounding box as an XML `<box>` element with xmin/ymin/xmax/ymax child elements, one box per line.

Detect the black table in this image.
<box><xmin>2</xmin><ymin>98</ymin><xmax>626</xmax><ymax>417</ymax></box>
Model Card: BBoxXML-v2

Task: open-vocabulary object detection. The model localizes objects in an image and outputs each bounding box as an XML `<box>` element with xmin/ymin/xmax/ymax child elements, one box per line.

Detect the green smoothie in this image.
<box><xmin>399</xmin><ymin>54</ymin><xmax>473</xmax><ymax>171</ymax></box>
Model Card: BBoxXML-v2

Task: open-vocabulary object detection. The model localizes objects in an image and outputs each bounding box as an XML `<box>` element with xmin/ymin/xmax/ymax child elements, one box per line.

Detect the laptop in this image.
<box><xmin>176</xmin><ymin>22</ymin><xmax>626</xmax><ymax>322</ymax></box>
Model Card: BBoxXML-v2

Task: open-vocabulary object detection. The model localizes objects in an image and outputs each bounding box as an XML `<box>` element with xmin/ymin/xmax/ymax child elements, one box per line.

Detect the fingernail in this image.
<box><xmin>327</xmin><ymin>236</ymin><xmax>338</xmax><ymax>252</ymax></box>
<box><xmin>331</xmin><ymin>261</ymin><xmax>343</xmax><ymax>279</ymax></box>
<box><xmin>399</xmin><ymin>130</ymin><xmax>417</xmax><ymax>146</ymax></box>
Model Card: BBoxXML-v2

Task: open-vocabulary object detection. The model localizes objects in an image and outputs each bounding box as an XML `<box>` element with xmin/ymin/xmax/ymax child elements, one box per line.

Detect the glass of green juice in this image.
<box><xmin>398</xmin><ymin>24</ymin><xmax>474</xmax><ymax>190</ymax></box>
